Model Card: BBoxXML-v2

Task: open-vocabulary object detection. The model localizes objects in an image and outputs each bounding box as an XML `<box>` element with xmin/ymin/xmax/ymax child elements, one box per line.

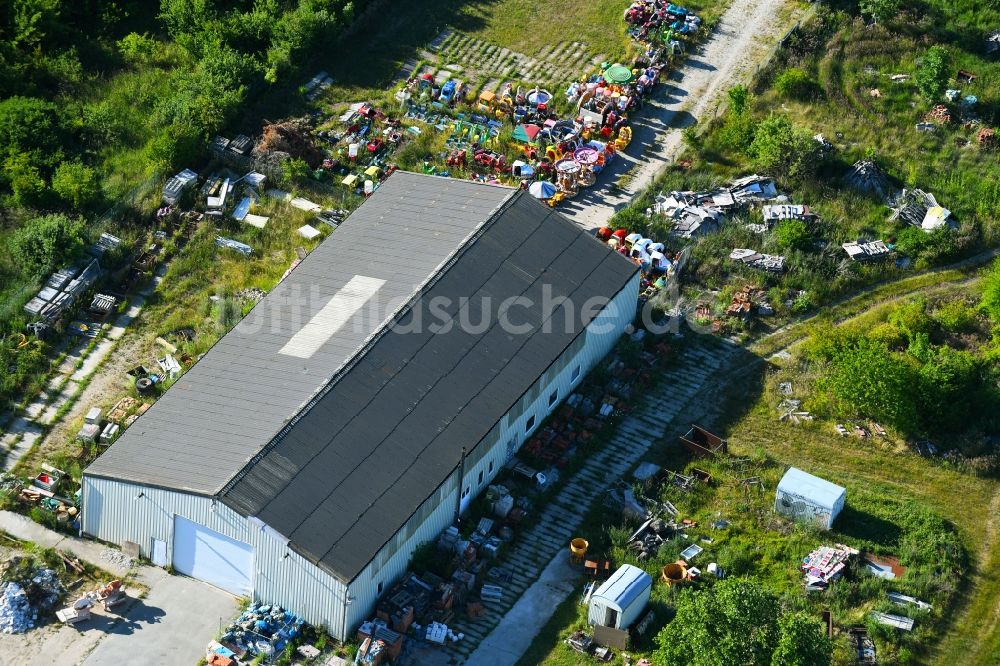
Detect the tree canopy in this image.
<box><xmin>7</xmin><ymin>213</ymin><xmax>87</xmax><ymax>276</ymax></box>
<box><xmin>916</xmin><ymin>46</ymin><xmax>950</xmax><ymax>102</ymax></box>
<box><xmin>749</xmin><ymin>114</ymin><xmax>823</xmax><ymax>182</ymax></box>
<box><xmin>654</xmin><ymin>579</ymin><xmax>831</xmax><ymax>666</ymax></box>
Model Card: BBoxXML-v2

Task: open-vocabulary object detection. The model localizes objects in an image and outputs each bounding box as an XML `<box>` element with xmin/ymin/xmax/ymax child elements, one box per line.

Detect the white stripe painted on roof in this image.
<box><xmin>279</xmin><ymin>275</ymin><xmax>386</xmax><ymax>359</ymax></box>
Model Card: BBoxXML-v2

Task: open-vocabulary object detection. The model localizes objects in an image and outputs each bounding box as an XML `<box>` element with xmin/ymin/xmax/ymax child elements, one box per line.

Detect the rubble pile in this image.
<box><xmin>256</xmin><ymin>119</ymin><xmax>324</xmax><ymax>168</ymax></box>
<box><xmin>0</xmin><ymin>582</ymin><xmax>37</xmax><ymax>634</ymax></box>
<box><xmin>99</xmin><ymin>548</ymin><xmax>135</xmax><ymax>571</ymax></box>
<box><xmin>844</xmin><ymin>160</ymin><xmax>891</xmax><ymax>201</ymax></box>
<box><xmin>29</xmin><ymin>569</ymin><xmax>63</xmax><ymax>610</ymax></box>
<box><xmin>729</xmin><ymin>248</ymin><xmax>785</xmax><ymax>273</ymax></box>
<box><xmin>925</xmin><ymin>105</ymin><xmax>953</xmax><ymax>124</ymax></box>
<box><xmin>978</xmin><ymin>127</ymin><xmax>997</xmax><ymax>148</ymax></box>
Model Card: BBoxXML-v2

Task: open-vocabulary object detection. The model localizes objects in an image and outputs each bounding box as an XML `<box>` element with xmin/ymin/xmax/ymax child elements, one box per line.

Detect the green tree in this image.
<box><xmin>8</xmin><ymin>213</ymin><xmax>86</xmax><ymax>276</ymax></box>
<box><xmin>728</xmin><ymin>85</ymin><xmax>750</xmax><ymax>115</ymax></box>
<box><xmin>859</xmin><ymin>0</ymin><xmax>901</xmax><ymax>24</ymax></box>
<box><xmin>0</xmin><ymin>96</ymin><xmax>64</xmax><ymax>167</ymax></box>
<box><xmin>117</xmin><ymin>32</ymin><xmax>158</xmax><ymax>64</ymax></box>
<box><xmin>655</xmin><ymin>579</ymin><xmax>780</xmax><ymax>666</ymax></box>
<box><xmin>814</xmin><ymin>334</ymin><xmax>921</xmax><ymax>434</ymax></box>
<box><xmin>772</xmin><ymin>613</ymin><xmax>832</xmax><ymax>666</ymax></box>
<box><xmin>749</xmin><ymin>114</ymin><xmax>822</xmax><ymax>181</ymax></box>
<box><xmin>916</xmin><ymin>46</ymin><xmax>949</xmax><ymax>102</ymax></box>
<box><xmin>51</xmin><ymin>161</ymin><xmax>99</xmax><ymax>209</ymax></box>
<box><xmin>774</xmin><ymin>219</ymin><xmax>812</xmax><ymax>251</ymax></box>
<box><xmin>3</xmin><ymin>152</ymin><xmax>47</xmax><ymax>205</ymax></box>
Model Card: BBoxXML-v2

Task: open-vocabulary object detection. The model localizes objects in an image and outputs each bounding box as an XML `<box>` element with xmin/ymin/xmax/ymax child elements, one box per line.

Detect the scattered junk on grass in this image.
<box><xmin>12</xmin><ymin>463</ymin><xmax>82</xmax><ymax>530</ymax></box>
<box><xmin>889</xmin><ymin>189</ymin><xmax>956</xmax><ymax>232</ymax></box>
<box><xmin>800</xmin><ymin>544</ymin><xmax>858</xmax><ymax>591</ymax></box>
<box><xmin>845</xmin><ymin>159</ymin><xmax>892</xmax><ymax>201</ymax></box>
<box><xmin>566</xmin><ymin>630</ymin><xmax>614</xmax><ymax>662</ymax></box>
<box><xmin>215</xmin><ymin>601</ymin><xmax>306</xmax><ymax>662</ymax></box>
<box><xmin>729</xmin><ymin>248</ymin><xmax>786</xmax><ymax>273</ymax></box>
<box><xmin>679</xmin><ymin>424</ymin><xmax>727</xmax><ymax>457</ymax></box>
<box><xmin>843</xmin><ymin>240</ymin><xmax>891</xmax><ymax>261</ymax></box>
<box><xmin>775</xmin><ymin>467</ymin><xmax>846</xmax><ymax>530</ymax></box>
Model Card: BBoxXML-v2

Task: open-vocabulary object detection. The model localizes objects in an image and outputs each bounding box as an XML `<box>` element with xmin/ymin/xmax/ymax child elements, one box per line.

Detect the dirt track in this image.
<box><xmin>560</xmin><ymin>0</ymin><xmax>803</xmax><ymax>230</ymax></box>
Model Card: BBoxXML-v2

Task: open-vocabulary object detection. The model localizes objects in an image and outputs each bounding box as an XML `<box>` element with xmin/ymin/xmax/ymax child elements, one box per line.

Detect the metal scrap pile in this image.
<box><xmin>729</xmin><ymin>248</ymin><xmax>785</xmax><ymax>273</ymax></box>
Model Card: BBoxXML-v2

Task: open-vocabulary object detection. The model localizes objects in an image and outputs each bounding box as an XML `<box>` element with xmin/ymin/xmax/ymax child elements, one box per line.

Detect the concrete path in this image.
<box><xmin>0</xmin><ymin>510</ymin><xmax>238</xmax><ymax>666</ymax></box>
<box><xmin>559</xmin><ymin>0</ymin><xmax>801</xmax><ymax>231</ymax></box>
<box><xmin>453</xmin><ymin>340</ymin><xmax>745</xmax><ymax>664</ymax></box>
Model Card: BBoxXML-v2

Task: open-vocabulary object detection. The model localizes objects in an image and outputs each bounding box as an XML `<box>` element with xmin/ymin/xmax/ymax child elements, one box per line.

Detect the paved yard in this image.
<box><xmin>0</xmin><ymin>511</ymin><xmax>239</xmax><ymax>666</ymax></box>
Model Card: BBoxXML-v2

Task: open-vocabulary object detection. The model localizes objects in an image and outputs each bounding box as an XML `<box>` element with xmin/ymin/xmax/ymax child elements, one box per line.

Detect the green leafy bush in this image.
<box><xmin>7</xmin><ymin>213</ymin><xmax>86</xmax><ymax>277</ymax></box>
<box><xmin>775</xmin><ymin>68</ymin><xmax>819</xmax><ymax>100</ymax></box>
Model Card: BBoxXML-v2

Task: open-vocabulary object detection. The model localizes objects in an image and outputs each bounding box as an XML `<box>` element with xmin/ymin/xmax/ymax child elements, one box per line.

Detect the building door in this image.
<box><xmin>604</xmin><ymin>607</ymin><xmax>619</xmax><ymax>628</ymax></box>
<box><xmin>172</xmin><ymin>515</ymin><xmax>253</xmax><ymax>596</ymax></box>
<box><xmin>151</xmin><ymin>539</ymin><xmax>168</xmax><ymax>567</ymax></box>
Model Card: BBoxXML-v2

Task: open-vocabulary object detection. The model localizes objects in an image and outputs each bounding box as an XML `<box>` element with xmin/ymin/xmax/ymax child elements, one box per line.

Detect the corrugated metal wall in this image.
<box><xmin>81</xmin><ymin>478</ymin><xmax>352</xmax><ymax>637</ymax></box>
<box><xmin>81</xmin><ymin>272</ymin><xmax>640</xmax><ymax>640</ymax></box>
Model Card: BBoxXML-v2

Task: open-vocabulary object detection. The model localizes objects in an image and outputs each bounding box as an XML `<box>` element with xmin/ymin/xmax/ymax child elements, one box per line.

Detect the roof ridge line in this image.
<box><xmin>217</xmin><ymin>183</ymin><xmax>522</xmax><ymax>501</ymax></box>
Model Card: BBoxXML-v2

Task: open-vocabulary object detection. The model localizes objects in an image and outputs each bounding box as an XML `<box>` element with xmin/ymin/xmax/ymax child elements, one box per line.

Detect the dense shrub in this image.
<box><xmin>7</xmin><ymin>213</ymin><xmax>87</xmax><ymax>277</ymax></box>
<box><xmin>775</xmin><ymin>68</ymin><xmax>819</xmax><ymax>100</ymax></box>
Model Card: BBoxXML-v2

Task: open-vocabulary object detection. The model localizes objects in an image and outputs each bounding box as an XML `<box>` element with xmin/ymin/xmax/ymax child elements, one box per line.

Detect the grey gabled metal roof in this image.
<box><xmin>85</xmin><ymin>172</ymin><xmax>514</xmax><ymax>494</ymax></box>
<box><xmin>219</xmin><ymin>190</ymin><xmax>637</xmax><ymax>583</ymax></box>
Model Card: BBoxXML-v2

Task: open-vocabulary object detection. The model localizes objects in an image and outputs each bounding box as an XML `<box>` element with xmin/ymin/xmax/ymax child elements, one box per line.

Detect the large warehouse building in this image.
<box><xmin>82</xmin><ymin>172</ymin><xmax>639</xmax><ymax>639</ymax></box>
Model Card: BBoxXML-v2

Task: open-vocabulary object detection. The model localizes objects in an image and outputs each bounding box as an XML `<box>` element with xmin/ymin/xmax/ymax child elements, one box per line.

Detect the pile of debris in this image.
<box><xmin>729</xmin><ymin>248</ymin><xmax>785</xmax><ymax>273</ymax></box>
<box><xmin>925</xmin><ymin>104</ymin><xmax>953</xmax><ymax>125</ymax></box>
<box><xmin>256</xmin><ymin>119</ymin><xmax>324</xmax><ymax>168</ymax></box>
<box><xmin>653</xmin><ymin>175</ymin><xmax>780</xmax><ymax>238</ymax></box>
<box><xmin>987</xmin><ymin>31</ymin><xmax>1000</xmax><ymax>56</ymax></box>
<box><xmin>801</xmin><ymin>544</ymin><xmax>858</xmax><ymax>590</ymax></box>
<box><xmin>843</xmin><ymin>240</ymin><xmax>891</xmax><ymax>262</ymax></box>
<box><xmin>218</xmin><ymin>602</ymin><xmax>305</xmax><ymax>661</ymax></box>
<box><xmin>844</xmin><ymin>159</ymin><xmax>891</xmax><ymax>201</ymax></box>
<box><xmin>0</xmin><ymin>582</ymin><xmax>36</xmax><ymax>634</ymax></box>
<box><xmin>889</xmin><ymin>189</ymin><xmax>955</xmax><ymax>232</ymax></box>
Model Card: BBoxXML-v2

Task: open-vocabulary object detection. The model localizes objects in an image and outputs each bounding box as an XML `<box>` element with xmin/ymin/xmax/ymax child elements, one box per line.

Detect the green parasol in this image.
<box><xmin>603</xmin><ymin>64</ymin><xmax>634</xmax><ymax>85</ymax></box>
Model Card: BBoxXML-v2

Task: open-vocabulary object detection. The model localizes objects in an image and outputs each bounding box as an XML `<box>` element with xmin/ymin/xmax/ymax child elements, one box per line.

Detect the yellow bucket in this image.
<box><xmin>570</xmin><ymin>538</ymin><xmax>589</xmax><ymax>562</ymax></box>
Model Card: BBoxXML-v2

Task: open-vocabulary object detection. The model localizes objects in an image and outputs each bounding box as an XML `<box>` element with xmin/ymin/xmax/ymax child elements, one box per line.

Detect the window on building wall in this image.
<box><xmin>462</xmin><ymin>486</ymin><xmax>470</xmax><ymax>498</ymax></box>
<box><xmin>489</xmin><ymin>460</ymin><xmax>494</xmax><ymax>474</ymax></box>
<box><xmin>377</xmin><ymin>581</ymin><xmax>383</xmax><ymax>594</ymax></box>
<box><xmin>572</xmin><ymin>366</ymin><xmax>581</xmax><ymax>381</ymax></box>
<box><xmin>548</xmin><ymin>390</ymin><xmax>558</xmax><ymax>407</ymax></box>
<box><xmin>525</xmin><ymin>415</ymin><xmax>535</xmax><ymax>432</ymax></box>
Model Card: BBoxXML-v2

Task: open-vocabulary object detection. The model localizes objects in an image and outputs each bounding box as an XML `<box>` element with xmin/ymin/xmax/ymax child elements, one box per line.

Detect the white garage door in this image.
<box><xmin>172</xmin><ymin>515</ymin><xmax>253</xmax><ymax>596</ymax></box>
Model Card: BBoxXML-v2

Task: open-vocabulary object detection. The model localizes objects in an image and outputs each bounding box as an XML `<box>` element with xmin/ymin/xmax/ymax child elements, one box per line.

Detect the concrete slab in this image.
<box><xmin>82</xmin><ymin>575</ymin><xmax>238</xmax><ymax>666</ymax></box>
